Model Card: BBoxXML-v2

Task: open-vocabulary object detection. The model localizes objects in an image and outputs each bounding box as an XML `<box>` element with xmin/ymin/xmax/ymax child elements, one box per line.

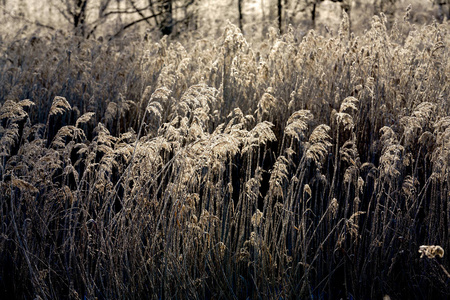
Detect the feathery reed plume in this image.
<box><xmin>75</xmin><ymin>112</ymin><xmax>95</xmax><ymax>128</ymax></box>
<box><xmin>10</xmin><ymin>177</ymin><xmax>38</xmax><ymax>193</ymax></box>
<box><xmin>251</xmin><ymin>209</ymin><xmax>263</xmax><ymax>227</ymax></box>
<box><xmin>401</xmin><ymin>102</ymin><xmax>436</xmax><ymax>148</ymax></box>
<box><xmin>379</xmin><ymin>144</ymin><xmax>404</xmax><ymax>180</ymax></box>
<box><xmin>285</xmin><ymin>110</ymin><xmax>313</xmax><ymax>142</ymax></box>
<box><xmin>0</xmin><ymin>123</ymin><xmax>20</xmax><ymax>158</ymax></box>
<box><xmin>339</xmin><ymin>96</ymin><xmax>359</xmax><ymax>114</ymax></box>
<box><xmin>50</xmin><ymin>125</ymin><xmax>86</xmax><ymax>149</ymax></box>
<box><xmin>269</xmin><ymin>155</ymin><xmax>289</xmax><ymax>198</ymax></box>
<box><xmin>146</xmin><ymin>87</ymin><xmax>172</xmax><ymax>131</ymax></box>
<box><xmin>306</xmin><ymin>124</ymin><xmax>332</xmax><ymax>167</ymax></box>
<box><xmin>48</xmin><ymin>96</ymin><xmax>71</xmax><ymax>117</ymax></box>
<box><xmin>419</xmin><ymin>245</ymin><xmax>445</xmax><ymax>259</ymax></box>
<box><xmin>0</xmin><ymin>100</ymin><xmax>29</xmax><ymax>123</ymax></box>
<box><xmin>242</xmin><ymin>121</ymin><xmax>277</xmax><ymax>154</ymax></box>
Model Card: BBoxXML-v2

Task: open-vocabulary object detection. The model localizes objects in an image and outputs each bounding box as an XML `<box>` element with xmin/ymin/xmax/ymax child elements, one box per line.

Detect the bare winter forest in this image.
<box><xmin>0</xmin><ymin>0</ymin><xmax>449</xmax><ymax>299</ymax></box>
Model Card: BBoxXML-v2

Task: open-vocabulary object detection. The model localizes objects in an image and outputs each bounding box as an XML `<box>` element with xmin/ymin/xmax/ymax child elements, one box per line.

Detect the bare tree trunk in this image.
<box><xmin>311</xmin><ymin>1</ymin><xmax>316</xmax><ymax>29</ymax></box>
<box><xmin>238</xmin><ymin>0</ymin><xmax>243</xmax><ymax>31</ymax></box>
<box><xmin>277</xmin><ymin>0</ymin><xmax>282</xmax><ymax>33</ymax></box>
<box><xmin>99</xmin><ymin>0</ymin><xmax>112</xmax><ymax>18</ymax></box>
<box><xmin>74</xmin><ymin>0</ymin><xmax>88</xmax><ymax>36</ymax></box>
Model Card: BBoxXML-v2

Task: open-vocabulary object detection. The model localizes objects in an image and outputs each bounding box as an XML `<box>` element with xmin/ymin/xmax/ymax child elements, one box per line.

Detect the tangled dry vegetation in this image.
<box><xmin>0</xmin><ymin>11</ymin><xmax>449</xmax><ymax>300</ymax></box>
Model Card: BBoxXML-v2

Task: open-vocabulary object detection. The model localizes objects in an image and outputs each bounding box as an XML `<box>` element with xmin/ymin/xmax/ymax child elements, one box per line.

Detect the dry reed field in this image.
<box><xmin>0</xmin><ymin>7</ymin><xmax>449</xmax><ymax>300</ymax></box>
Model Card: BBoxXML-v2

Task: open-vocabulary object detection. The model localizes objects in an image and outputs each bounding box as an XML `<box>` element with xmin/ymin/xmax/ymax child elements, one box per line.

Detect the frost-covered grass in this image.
<box><xmin>0</xmin><ymin>11</ymin><xmax>449</xmax><ymax>299</ymax></box>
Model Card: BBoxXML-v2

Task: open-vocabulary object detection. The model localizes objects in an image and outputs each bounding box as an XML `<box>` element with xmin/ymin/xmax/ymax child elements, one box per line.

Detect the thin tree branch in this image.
<box><xmin>112</xmin><ymin>10</ymin><xmax>164</xmax><ymax>39</ymax></box>
<box><xmin>128</xmin><ymin>0</ymin><xmax>153</xmax><ymax>27</ymax></box>
<box><xmin>147</xmin><ymin>0</ymin><xmax>160</xmax><ymax>26</ymax></box>
<box><xmin>102</xmin><ymin>5</ymin><xmax>152</xmax><ymax>18</ymax></box>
